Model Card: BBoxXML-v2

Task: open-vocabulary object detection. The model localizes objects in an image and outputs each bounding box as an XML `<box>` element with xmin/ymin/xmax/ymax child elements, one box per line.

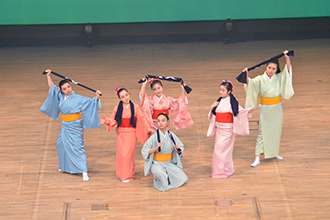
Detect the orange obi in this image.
<box><xmin>152</xmin><ymin>109</ymin><xmax>169</xmax><ymax>119</ymax></box>
<box><xmin>61</xmin><ymin>112</ymin><xmax>82</xmax><ymax>122</ymax></box>
<box><xmin>119</xmin><ymin>117</ymin><xmax>137</xmax><ymax>127</ymax></box>
<box><xmin>153</xmin><ymin>152</ymin><xmax>173</xmax><ymax>162</ymax></box>
<box><xmin>216</xmin><ymin>112</ymin><xmax>233</xmax><ymax>123</ymax></box>
<box><xmin>260</xmin><ymin>96</ymin><xmax>281</xmax><ymax>105</ymax></box>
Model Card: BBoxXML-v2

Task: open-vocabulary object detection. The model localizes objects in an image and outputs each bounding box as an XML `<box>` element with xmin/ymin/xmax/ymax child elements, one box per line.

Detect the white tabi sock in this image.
<box><xmin>275</xmin><ymin>155</ymin><xmax>283</xmax><ymax>160</ymax></box>
<box><xmin>83</xmin><ymin>172</ymin><xmax>89</xmax><ymax>181</ymax></box>
<box><xmin>250</xmin><ymin>157</ymin><xmax>260</xmax><ymax>167</ymax></box>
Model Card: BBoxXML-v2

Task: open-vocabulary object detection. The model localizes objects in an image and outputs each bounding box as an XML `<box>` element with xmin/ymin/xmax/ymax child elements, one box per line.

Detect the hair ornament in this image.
<box><xmin>115</xmin><ymin>87</ymin><xmax>124</xmax><ymax>96</ymax></box>
<box><xmin>223</xmin><ymin>80</ymin><xmax>235</xmax><ymax>91</ymax></box>
<box><xmin>149</xmin><ymin>78</ymin><xmax>161</xmax><ymax>84</ymax></box>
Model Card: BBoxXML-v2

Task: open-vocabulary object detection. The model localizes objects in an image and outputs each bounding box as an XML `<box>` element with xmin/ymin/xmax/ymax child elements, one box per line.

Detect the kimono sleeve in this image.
<box><xmin>245</xmin><ymin>75</ymin><xmax>261</xmax><ymax>109</ymax></box>
<box><xmin>81</xmin><ymin>96</ymin><xmax>101</xmax><ymax>129</ymax></box>
<box><xmin>139</xmin><ymin>94</ymin><xmax>154</xmax><ymax>127</ymax></box>
<box><xmin>39</xmin><ymin>83</ymin><xmax>60</xmax><ymax>120</ymax></box>
<box><xmin>207</xmin><ymin>110</ymin><xmax>216</xmax><ymax>137</ymax></box>
<box><xmin>100</xmin><ymin>105</ymin><xmax>118</xmax><ymax>132</ymax></box>
<box><xmin>141</xmin><ymin>133</ymin><xmax>157</xmax><ymax>176</ymax></box>
<box><xmin>233</xmin><ymin>107</ymin><xmax>253</xmax><ymax>136</ymax></box>
<box><xmin>170</xmin><ymin>94</ymin><xmax>194</xmax><ymax>130</ymax></box>
<box><xmin>170</xmin><ymin>132</ymin><xmax>184</xmax><ymax>169</ymax></box>
<box><xmin>279</xmin><ymin>65</ymin><xmax>294</xmax><ymax>100</ymax></box>
<box><xmin>135</xmin><ymin>105</ymin><xmax>150</xmax><ymax>145</ymax></box>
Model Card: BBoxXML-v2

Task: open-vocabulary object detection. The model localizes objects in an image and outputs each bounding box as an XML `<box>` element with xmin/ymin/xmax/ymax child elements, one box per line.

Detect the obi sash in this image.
<box><xmin>216</xmin><ymin>112</ymin><xmax>233</xmax><ymax>123</ymax></box>
<box><xmin>153</xmin><ymin>152</ymin><xmax>173</xmax><ymax>162</ymax></box>
<box><xmin>118</xmin><ymin>117</ymin><xmax>137</xmax><ymax>127</ymax></box>
<box><xmin>61</xmin><ymin>112</ymin><xmax>82</xmax><ymax>122</ymax></box>
<box><xmin>260</xmin><ymin>96</ymin><xmax>281</xmax><ymax>105</ymax></box>
<box><xmin>152</xmin><ymin>109</ymin><xmax>169</xmax><ymax>119</ymax></box>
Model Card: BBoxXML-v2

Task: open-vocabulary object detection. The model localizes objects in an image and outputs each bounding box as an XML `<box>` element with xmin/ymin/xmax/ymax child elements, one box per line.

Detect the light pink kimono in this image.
<box><xmin>101</xmin><ymin>103</ymin><xmax>149</xmax><ymax>181</ymax></box>
<box><xmin>207</xmin><ymin>97</ymin><xmax>252</xmax><ymax>178</ymax></box>
<box><xmin>139</xmin><ymin>94</ymin><xmax>194</xmax><ymax>131</ymax></box>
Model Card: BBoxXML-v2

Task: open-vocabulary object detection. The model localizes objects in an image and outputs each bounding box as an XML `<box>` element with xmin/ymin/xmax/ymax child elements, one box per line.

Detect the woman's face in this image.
<box><xmin>152</xmin><ymin>83</ymin><xmax>163</xmax><ymax>97</ymax></box>
<box><xmin>266</xmin><ymin>63</ymin><xmax>277</xmax><ymax>78</ymax></box>
<box><xmin>219</xmin><ymin>85</ymin><xmax>230</xmax><ymax>98</ymax></box>
<box><xmin>157</xmin><ymin>114</ymin><xmax>169</xmax><ymax>130</ymax></box>
<box><xmin>119</xmin><ymin>90</ymin><xmax>131</xmax><ymax>105</ymax></box>
<box><xmin>60</xmin><ymin>83</ymin><xmax>73</xmax><ymax>96</ymax></box>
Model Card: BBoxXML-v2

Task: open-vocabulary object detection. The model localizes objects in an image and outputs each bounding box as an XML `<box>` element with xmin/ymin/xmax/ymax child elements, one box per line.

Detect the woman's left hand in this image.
<box><xmin>96</xmin><ymin>90</ymin><xmax>102</xmax><ymax>99</ymax></box>
<box><xmin>283</xmin><ymin>50</ymin><xmax>289</xmax><ymax>56</ymax></box>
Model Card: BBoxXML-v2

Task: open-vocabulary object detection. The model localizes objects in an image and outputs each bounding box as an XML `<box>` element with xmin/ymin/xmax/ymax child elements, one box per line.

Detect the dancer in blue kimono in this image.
<box><xmin>142</xmin><ymin>113</ymin><xmax>188</xmax><ymax>191</ymax></box>
<box><xmin>40</xmin><ymin>69</ymin><xmax>102</xmax><ymax>181</ymax></box>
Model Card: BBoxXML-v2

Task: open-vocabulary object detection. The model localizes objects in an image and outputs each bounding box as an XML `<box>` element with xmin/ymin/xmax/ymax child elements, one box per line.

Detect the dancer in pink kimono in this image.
<box><xmin>139</xmin><ymin>78</ymin><xmax>194</xmax><ymax>131</ymax></box>
<box><xmin>101</xmin><ymin>88</ymin><xmax>151</xmax><ymax>183</ymax></box>
<box><xmin>207</xmin><ymin>80</ymin><xmax>253</xmax><ymax>178</ymax></box>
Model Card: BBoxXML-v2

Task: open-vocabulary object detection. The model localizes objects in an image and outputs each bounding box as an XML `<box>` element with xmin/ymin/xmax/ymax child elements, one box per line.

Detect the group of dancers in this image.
<box><xmin>40</xmin><ymin>50</ymin><xmax>294</xmax><ymax>191</ymax></box>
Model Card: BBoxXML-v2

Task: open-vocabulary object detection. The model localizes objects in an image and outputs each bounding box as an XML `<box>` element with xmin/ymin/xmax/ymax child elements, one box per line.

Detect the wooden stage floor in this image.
<box><xmin>1</xmin><ymin>38</ymin><xmax>330</xmax><ymax>220</ymax></box>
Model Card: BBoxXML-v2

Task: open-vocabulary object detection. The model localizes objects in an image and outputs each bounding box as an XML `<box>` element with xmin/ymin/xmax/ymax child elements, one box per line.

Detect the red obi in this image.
<box><xmin>152</xmin><ymin>109</ymin><xmax>169</xmax><ymax>119</ymax></box>
<box><xmin>216</xmin><ymin>112</ymin><xmax>233</xmax><ymax>123</ymax></box>
<box><xmin>119</xmin><ymin>117</ymin><xmax>137</xmax><ymax>127</ymax></box>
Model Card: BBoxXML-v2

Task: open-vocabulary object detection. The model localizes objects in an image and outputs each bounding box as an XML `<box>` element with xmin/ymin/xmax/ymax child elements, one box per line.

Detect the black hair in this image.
<box><xmin>116</xmin><ymin>88</ymin><xmax>129</xmax><ymax>98</ymax></box>
<box><xmin>150</xmin><ymin>79</ymin><xmax>163</xmax><ymax>89</ymax></box>
<box><xmin>59</xmin><ymin>80</ymin><xmax>71</xmax><ymax>92</ymax></box>
<box><xmin>157</xmin><ymin>112</ymin><xmax>169</xmax><ymax>121</ymax></box>
<box><xmin>220</xmin><ymin>81</ymin><xmax>233</xmax><ymax>93</ymax></box>
<box><xmin>266</xmin><ymin>59</ymin><xmax>281</xmax><ymax>74</ymax></box>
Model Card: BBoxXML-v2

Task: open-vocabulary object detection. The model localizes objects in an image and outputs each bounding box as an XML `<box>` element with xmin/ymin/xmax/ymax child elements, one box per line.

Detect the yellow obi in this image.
<box><xmin>260</xmin><ymin>96</ymin><xmax>281</xmax><ymax>105</ymax></box>
<box><xmin>61</xmin><ymin>112</ymin><xmax>82</xmax><ymax>122</ymax></box>
<box><xmin>153</xmin><ymin>152</ymin><xmax>173</xmax><ymax>162</ymax></box>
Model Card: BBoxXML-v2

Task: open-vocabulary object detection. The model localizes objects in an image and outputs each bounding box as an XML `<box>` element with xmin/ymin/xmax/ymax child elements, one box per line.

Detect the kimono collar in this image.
<box><xmin>115</xmin><ymin>100</ymin><xmax>136</xmax><ymax>128</ymax></box>
<box><xmin>212</xmin><ymin>93</ymin><xmax>239</xmax><ymax>117</ymax></box>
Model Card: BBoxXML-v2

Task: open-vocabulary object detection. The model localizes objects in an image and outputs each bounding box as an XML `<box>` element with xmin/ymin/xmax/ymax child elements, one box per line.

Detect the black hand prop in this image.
<box><xmin>236</xmin><ymin>50</ymin><xmax>294</xmax><ymax>84</ymax></box>
<box><xmin>138</xmin><ymin>74</ymin><xmax>192</xmax><ymax>94</ymax></box>
<box><xmin>43</xmin><ymin>71</ymin><xmax>102</xmax><ymax>96</ymax></box>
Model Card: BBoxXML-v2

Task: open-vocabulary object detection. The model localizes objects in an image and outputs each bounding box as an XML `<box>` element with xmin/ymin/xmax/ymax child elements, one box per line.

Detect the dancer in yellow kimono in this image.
<box><xmin>242</xmin><ymin>50</ymin><xmax>294</xmax><ymax>167</ymax></box>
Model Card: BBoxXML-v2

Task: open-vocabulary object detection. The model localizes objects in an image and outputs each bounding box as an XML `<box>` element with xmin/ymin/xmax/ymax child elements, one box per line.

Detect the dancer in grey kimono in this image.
<box><xmin>142</xmin><ymin>113</ymin><xmax>188</xmax><ymax>191</ymax></box>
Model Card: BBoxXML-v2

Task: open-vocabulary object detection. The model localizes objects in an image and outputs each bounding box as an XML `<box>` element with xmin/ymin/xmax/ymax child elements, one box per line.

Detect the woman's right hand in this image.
<box><xmin>142</xmin><ymin>78</ymin><xmax>148</xmax><ymax>84</ymax></box>
<box><xmin>211</xmin><ymin>101</ymin><xmax>219</xmax><ymax>109</ymax></box>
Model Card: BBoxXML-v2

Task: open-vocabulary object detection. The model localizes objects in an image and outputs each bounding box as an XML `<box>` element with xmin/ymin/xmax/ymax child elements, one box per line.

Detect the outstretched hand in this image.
<box><xmin>96</xmin><ymin>90</ymin><xmax>102</xmax><ymax>99</ymax></box>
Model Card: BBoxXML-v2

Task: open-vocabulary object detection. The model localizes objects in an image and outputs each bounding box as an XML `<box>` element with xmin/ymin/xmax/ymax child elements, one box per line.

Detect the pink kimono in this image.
<box><xmin>207</xmin><ymin>97</ymin><xmax>252</xmax><ymax>178</ymax></box>
<box><xmin>101</xmin><ymin>102</ymin><xmax>149</xmax><ymax>181</ymax></box>
<box><xmin>139</xmin><ymin>94</ymin><xmax>194</xmax><ymax>131</ymax></box>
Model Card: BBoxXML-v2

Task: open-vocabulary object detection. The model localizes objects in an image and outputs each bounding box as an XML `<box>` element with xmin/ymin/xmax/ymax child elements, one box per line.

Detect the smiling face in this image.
<box><xmin>266</xmin><ymin>63</ymin><xmax>278</xmax><ymax>78</ymax></box>
<box><xmin>151</xmin><ymin>82</ymin><xmax>163</xmax><ymax>98</ymax></box>
<box><xmin>219</xmin><ymin>85</ymin><xmax>230</xmax><ymax>99</ymax></box>
<box><xmin>157</xmin><ymin>114</ymin><xmax>169</xmax><ymax>130</ymax></box>
<box><xmin>60</xmin><ymin>82</ymin><xmax>73</xmax><ymax>96</ymax></box>
<box><xmin>118</xmin><ymin>89</ymin><xmax>131</xmax><ymax>105</ymax></box>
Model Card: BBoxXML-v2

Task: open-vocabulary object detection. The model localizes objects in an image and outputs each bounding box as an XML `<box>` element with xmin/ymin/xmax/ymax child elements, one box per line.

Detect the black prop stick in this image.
<box><xmin>138</xmin><ymin>74</ymin><xmax>192</xmax><ymax>94</ymax></box>
<box><xmin>236</xmin><ymin>50</ymin><xmax>294</xmax><ymax>84</ymax></box>
<box><xmin>42</xmin><ymin>71</ymin><xmax>102</xmax><ymax>96</ymax></box>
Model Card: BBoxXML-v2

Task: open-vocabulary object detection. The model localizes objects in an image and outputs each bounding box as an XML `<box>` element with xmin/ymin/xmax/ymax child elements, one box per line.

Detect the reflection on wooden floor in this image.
<box><xmin>0</xmin><ymin>38</ymin><xmax>330</xmax><ymax>219</ymax></box>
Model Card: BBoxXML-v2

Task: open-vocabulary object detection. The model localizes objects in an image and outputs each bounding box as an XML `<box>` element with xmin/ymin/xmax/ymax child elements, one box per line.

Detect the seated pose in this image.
<box><xmin>142</xmin><ymin>113</ymin><xmax>188</xmax><ymax>191</ymax></box>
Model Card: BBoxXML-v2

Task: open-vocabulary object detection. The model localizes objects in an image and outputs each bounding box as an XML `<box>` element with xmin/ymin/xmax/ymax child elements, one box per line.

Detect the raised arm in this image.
<box><xmin>44</xmin><ymin>69</ymin><xmax>53</xmax><ymax>88</ymax></box>
<box><xmin>139</xmin><ymin>78</ymin><xmax>148</xmax><ymax>99</ymax></box>
<box><xmin>283</xmin><ymin>50</ymin><xmax>291</xmax><ymax>71</ymax></box>
<box><xmin>243</xmin><ymin>67</ymin><xmax>249</xmax><ymax>84</ymax></box>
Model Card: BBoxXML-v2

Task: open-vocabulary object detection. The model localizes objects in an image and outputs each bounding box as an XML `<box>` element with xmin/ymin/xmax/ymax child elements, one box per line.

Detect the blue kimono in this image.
<box><xmin>40</xmin><ymin>83</ymin><xmax>101</xmax><ymax>173</ymax></box>
<box><xmin>142</xmin><ymin>129</ymin><xmax>188</xmax><ymax>191</ymax></box>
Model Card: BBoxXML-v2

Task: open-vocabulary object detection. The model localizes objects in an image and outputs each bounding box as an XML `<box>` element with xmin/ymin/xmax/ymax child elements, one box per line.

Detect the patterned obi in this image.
<box><xmin>216</xmin><ymin>112</ymin><xmax>233</xmax><ymax>123</ymax></box>
<box><xmin>61</xmin><ymin>112</ymin><xmax>82</xmax><ymax>122</ymax></box>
